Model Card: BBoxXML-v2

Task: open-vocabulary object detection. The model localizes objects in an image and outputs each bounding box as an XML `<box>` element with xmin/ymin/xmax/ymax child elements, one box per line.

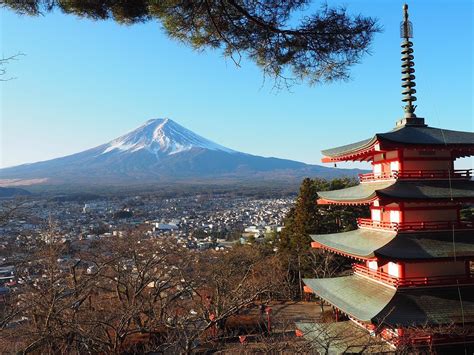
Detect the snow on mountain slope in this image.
<box><xmin>0</xmin><ymin>118</ymin><xmax>365</xmax><ymax>186</ymax></box>
<box><xmin>101</xmin><ymin>118</ymin><xmax>235</xmax><ymax>156</ymax></box>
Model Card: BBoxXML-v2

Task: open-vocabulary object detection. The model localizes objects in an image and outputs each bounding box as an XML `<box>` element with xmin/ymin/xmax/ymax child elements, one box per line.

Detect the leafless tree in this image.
<box><xmin>1</xmin><ymin>228</ymin><xmax>288</xmax><ymax>353</ymax></box>
<box><xmin>0</xmin><ymin>198</ymin><xmax>29</xmax><ymax>226</ymax></box>
<box><xmin>0</xmin><ymin>53</ymin><xmax>24</xmax><ymax>81</ymax></box>
<box><xmin>307</xmin><ymin>249</ymin><xmax>348</xmax><ymax>279</ymax></box>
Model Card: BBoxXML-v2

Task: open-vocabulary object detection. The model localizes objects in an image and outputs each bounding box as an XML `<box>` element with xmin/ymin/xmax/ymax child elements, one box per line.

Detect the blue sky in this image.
<box><xmin>1</xmin><ymin>0</ymin><xmax>472</xmax><ymax>169</ymax></box>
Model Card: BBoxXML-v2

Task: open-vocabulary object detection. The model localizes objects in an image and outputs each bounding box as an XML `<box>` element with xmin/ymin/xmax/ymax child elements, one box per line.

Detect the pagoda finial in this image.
<box><xmin>400</xmin><ymin>4</ymin><xmax>417</xmax><ymax>118</ymax></box>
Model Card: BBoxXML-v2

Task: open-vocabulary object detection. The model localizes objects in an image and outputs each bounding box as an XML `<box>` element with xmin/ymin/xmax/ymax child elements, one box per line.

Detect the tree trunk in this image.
<box><xmin>298</xmin><ymin>253</ymin><xmax>303</xmax><ymax>300</ymax></box>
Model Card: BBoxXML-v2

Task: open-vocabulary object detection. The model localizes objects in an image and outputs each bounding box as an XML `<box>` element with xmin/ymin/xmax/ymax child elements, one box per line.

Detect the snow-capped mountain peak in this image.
<box><xmin>0</xmin><ymin>117</ymin><xmax>360</xmax><ymax>186</ymax></box>
<box><xmin>102</xmin><ymin>118</ymin><xmax>235</xmax><ymax>156</ymax></box>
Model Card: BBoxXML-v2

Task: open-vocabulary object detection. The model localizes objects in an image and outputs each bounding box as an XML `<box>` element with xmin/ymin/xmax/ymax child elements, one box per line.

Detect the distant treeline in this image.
<box><xmin>22</xmin><ymin>180</ymin><xmax>315</xmax><ymax>200</ymax></box>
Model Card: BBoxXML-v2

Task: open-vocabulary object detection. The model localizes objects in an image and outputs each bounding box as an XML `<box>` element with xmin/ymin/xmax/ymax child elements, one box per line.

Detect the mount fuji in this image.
<box><xmin>0</xmin><ymin>118</ymin><xmax>362</xmax><ymax>186</ymax></box>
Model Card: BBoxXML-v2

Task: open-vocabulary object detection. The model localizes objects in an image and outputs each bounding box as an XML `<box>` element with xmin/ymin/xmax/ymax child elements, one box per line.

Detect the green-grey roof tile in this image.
<box><xmin>377</xmin><ymin>230</ymin><xmax>474</xmax><ymax>260</ymax></box>
<box><xmin>378</xmin><ymin>126</ymin><xmax>474</xmax><ymax>146</ymax></box>
<box><xmin>318</xmin><ymin>180</ymin><xmax>474</xmax><ymax>202</ymax></box>
<box><xmin>303</xmin><ymin>275</ymin><xmax>396</xmax><ymax>322</ymax></box>
<box><xmin>378</xmin><ymin>285</ymin><xmax>474</xmax><ymax>326</ymax></box>
<box><xmin>304</xmin><ymin>275</ymin><xmax>474</xmax><ymax>326</ymax></box>
<box><xmin>317</xmin><ymin>181</ymin><xmax>393</xmax><ymax>202</ymax></box>
<box><xmin>311</xmin><ymin>229</ymin><xmax>395</xmax><ymax>259</ymax></box>
<box><xmin>378</xmin><ymin>180</ymin><xmax>474</xmax><ymax>200</ymax></box>
<box><xmin>321</xmin><ymin>137</ymin><xmax>374</xmax><ymax>157</ymax></box>
<box><xmin>322</xmin><ymin>125</ymin><xmax>474</xmax><ymax>158</ymax></box>
<box><xmin>311</xmin><ymin>229</ymin><xmax>474</xmax><ymax>260</ymax></box>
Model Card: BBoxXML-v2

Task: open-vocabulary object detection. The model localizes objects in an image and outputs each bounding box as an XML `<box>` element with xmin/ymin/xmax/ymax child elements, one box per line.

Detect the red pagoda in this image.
<box><xmin>297</xmin><ymin>4</ymin><xmax>474</xmax><ymax>351</ymax></box>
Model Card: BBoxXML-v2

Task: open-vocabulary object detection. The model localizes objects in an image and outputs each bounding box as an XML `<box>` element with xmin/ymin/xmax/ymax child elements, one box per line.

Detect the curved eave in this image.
<box><xmin>311</xmin><ymin>229</ymin><xmax>474</xmax><ymax>261</ymax></box>
<box><xmin>317</xmin><ymin>181</ymin><xmax>395</xmax><ymax>205</ymax></box>
<box><xmin>311</xmin><ymin>241</ymin><xmax>376</xmax><ymax>261</ymax></box>
<box><xmin>303</xmin><ymin>276</ymin><xmax>396</xmax><ymax>323</ymax></box>
<box><xmin>321</xmin><ymin>126</ymin><xmax>474</xmax><ymax>163</ymax></box>
<box><xmin>303</xmin><ymin>275</ymin><xmax>474</xmax><ymax>326</ymax></box>
<box><xmin>317</xmin><ymin>197</ymin><xmax>377</xmax><ymax>205</ymax></box>
<box><xmin>311</xmin><ymin>229</ymin><xmax>395</xmax><ymax>260</ymax></box>
<box><xmin>317</xmin><ymin>180</ymin><xmax>474</xmax><ymax>205</ymax></box>
<box><xmin>321</xmin><ymin>137</ymin><xmax>377</xmax><ymax>163</ymax></box>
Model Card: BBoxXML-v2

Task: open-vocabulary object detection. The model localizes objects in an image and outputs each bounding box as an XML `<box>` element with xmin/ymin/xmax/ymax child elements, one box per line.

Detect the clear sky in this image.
<box><xmin>1</xmin><ymin>0</ymin><xmax>472</xmax><ymax>170</ymax></box>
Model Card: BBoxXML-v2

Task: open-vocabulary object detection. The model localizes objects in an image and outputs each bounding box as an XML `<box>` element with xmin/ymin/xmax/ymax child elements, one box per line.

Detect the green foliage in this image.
<box><xmin>279</xmin><ymin>178</ymin><xmax>318</xmax><ymax>253</ymax></box>
<box><xmin>2</xmin><ymin>1</ymin><xmax>379</xmax><ymax>85</ymax></box>
<box><xmin>279</xmin><ymin>177</ymin><xmax>364</xmax><ymax>253</ymax></box>
<box><xmin>278</xmin><ymin>177</ymin><xmax>368</xmax><ymax>298</ymax></box>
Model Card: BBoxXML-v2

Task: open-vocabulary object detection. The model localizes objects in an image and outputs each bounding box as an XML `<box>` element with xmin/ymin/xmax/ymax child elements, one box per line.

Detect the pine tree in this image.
<box><xmin>280</xmin><ymin>178</ymin><xmax>319</xmax><ymax>252</ymax></box>
<box><xmin>2</xmin><ymin>1</ymin><xmax>379</xmax><ymax>86</ymax></box>
<box><xmin>278</xmin><ymin>177</ymin><xmax>367</xmax><ymax>298</ymax></box>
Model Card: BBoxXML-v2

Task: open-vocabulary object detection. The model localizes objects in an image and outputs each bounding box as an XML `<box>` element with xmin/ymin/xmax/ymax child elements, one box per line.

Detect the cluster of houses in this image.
<box><xmin>0</xmin><ymin>194</ymin><xmax>293</xmax><ymax>310</ymax></box>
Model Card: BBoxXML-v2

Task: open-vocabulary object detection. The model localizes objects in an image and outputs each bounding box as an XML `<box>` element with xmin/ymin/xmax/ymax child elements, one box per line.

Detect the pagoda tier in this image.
<box><xmin>310</xmin><ymin>229</ymin><xmax>474</xmax><ymax>261</ymax></box>
<box><xmin>321</xmin><ymin>124</ymin><xmax>474</xmax><ymax>163</ymax></box>
<box><xmin>317</xmin><ymin>180</ymin><xmax>474</xmax><ymax>205</ymax></box>
<box><xmin>303</xmin><ymin>275</ymin><xmax>474</xmax><ymax>327</ymax></box>
<box><xmin>299</xmin><ymin>4</ymin><xmax>474</xmax><ymax>350</ymax></box>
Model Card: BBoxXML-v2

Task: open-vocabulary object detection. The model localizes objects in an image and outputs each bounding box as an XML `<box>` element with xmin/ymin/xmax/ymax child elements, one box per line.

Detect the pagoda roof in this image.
<box><xmin>322</xmin><ymin>125</ymin><xmax>474</xmax><ymax>162</ymax></box>
<box><xmin>318</xmin><ymin>180</ymin><xmax>474</xmax><ymax>204</ymax></box>
<box><xmin>321</xmin><ymin>137</ymin><xmax>374</xmax><ymax>160</ymax></box>
<box><xmin>317</xmin><ymin>181</ymin><xmax>392</xmax><ymax>204</ymax></box>
<box><xmin>376</xmin><ymin>230</ymin><xmax>474</xmax><ymax>260</ymax></box>
<box><xmin>321</xmin><ymin>136</ymin><xmax>377</xmax><ymax>160</ymax></box>
<box><xmin>304</xmin><ymin>275</ymin><xmax>474</xmax><ymax>326</ymax></box>
<box><xmin>311</xmin><ymin>229</ymin><xmax>474</xmax><ymax>260</ymax></box>
<box><xmin>311</xmin><ymin>229</ymin><xmax>393</xmax><ymax>259</ymax></box>
<box><xmin>304</xmin><ymin>276</ymin><xmax>395</xmax><ymax>322</ymax></box>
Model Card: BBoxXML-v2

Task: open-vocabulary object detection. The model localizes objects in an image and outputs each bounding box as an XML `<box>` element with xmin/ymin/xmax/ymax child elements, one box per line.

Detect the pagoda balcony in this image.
<box><xmin>352</xmin><ymin>264</ymin><xmax>474</xmax><ymax>288</ymax></box>
<box><xmin>357</xmin><ymin>218</ymin><xmax>474</xmax><ymax>232</ymax></box>
<box><xmin>358</xmin><ymin>169</ymin><xmax>472</xmax><ymax>183</ymax></box>
<box><xmin>358</xmin><ymin>171</ymin><xmax>395</xmax><ymax>182</ymax></box>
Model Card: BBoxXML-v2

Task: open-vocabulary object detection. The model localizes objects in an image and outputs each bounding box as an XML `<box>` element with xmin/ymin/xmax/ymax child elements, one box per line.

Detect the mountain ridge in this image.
<box><xmin>0</xmin><ymin>118</ymin><xmax>364</xmax><ymax>186</ymax></box>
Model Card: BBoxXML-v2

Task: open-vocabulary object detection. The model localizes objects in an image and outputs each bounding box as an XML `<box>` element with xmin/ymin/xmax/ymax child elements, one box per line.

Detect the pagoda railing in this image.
<box><xmin>358</xmin><ymin>171</ymin><xmax>395</xmax><ymax>182</ymax></box>
<box><xmin>357</xmin><ymin>218</ymin><xmax>474</xmax><ymax>232</ymax></box>
<box><xmin>396</xmin><ymin>169</ymin><xmax>472</xmax><ymax>179</ymax></box>
<box><xmin>353</xmin><ymin>264</ymin><xmax>474</xmax><ymax>288</ymax></box>
<box><xmin>358</xmin><ymin>169</ymin><xmax>472</xmax><ymax>182</ymax></box>
<box><xmin>357</xmin><ymin>218</ymin><xmax>397</xmax><ymax>230</ymax></box>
